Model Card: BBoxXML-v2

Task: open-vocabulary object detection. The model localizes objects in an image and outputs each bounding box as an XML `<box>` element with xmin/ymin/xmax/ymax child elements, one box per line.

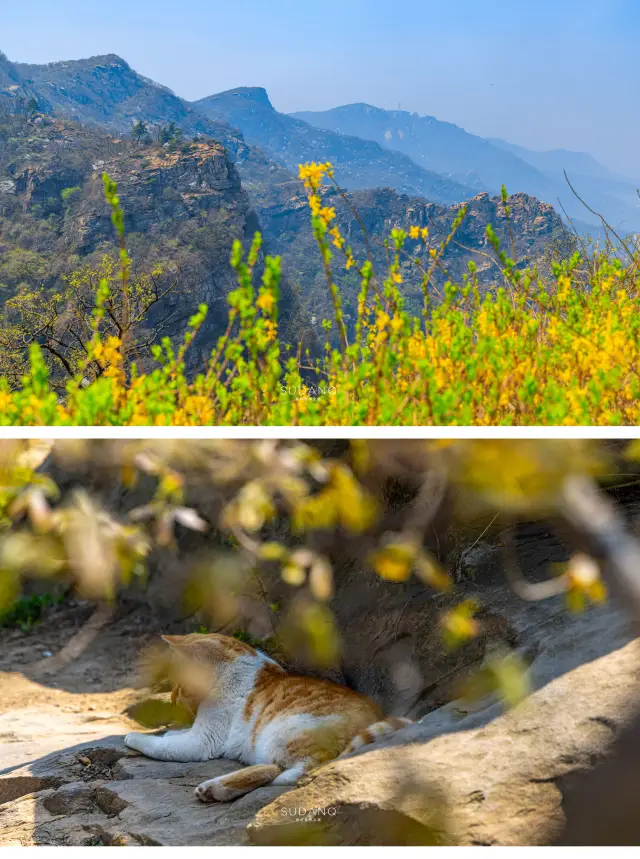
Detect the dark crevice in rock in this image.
<box><xmin>92</xmin><ymin>785</ymin><xmax>129</xmax><ymax>817</ymax></box>
<box><xmin>587</xmin><ymin>715</ymin><xmax>617</xmax><ymax>732</ymax></box>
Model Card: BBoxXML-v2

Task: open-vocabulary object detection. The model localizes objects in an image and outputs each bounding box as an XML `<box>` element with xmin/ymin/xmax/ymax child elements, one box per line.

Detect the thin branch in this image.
<box><xmin>502</xmin><ymin>526</ymin><xmax>567</xmax><ymax>601</ymax></box>
<box><xmin>563</xmin><ymin>170</ymin><xmax>633</xmax><ymax>259</ymax></box>
<box><xmin>559</xmin><ymin>474</ymin><xmax>640</xmax><ymax>625</ymax></box>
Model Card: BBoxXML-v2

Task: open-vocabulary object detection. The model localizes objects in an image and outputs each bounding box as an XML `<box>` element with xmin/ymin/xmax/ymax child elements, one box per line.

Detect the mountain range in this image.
<box><xmin>0</xmin><ymin>47</ymin><xmax>631</xmax><ymax>372</ymax></box>
<box><xmin>2</xmin><ymin>50</ymin><xmax>636</xmax><ymax>233</ymax></box>
<box><xmin>292</xmin><ymin>103</ymin><xmax>640</xmax><ymax>234</ymax></box>
<box><xmin>0</xmin><ymin>111</ymin><xmax>569</xmax><ymax>364</ymax></box>
<box><xmin>193</xmin><ymin>87</ymin><xmax>473</xmax><ymax>205</ymax></box>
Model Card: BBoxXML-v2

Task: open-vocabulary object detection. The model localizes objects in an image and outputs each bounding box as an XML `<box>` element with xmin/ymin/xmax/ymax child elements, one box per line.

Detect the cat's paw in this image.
<box><xmin>195</xmin><ymin>779</ymin><xmax>216</xmax><ymax>803</ymax></box>
<box><xmin>195</xmin><ymin>777</ymin><xmax>232</xmax><ymax>803</ymax></box>
<box><xmin>124</xmin><ymin>732</ymin><xmax>146</xmax><ymax>754</ymax></box>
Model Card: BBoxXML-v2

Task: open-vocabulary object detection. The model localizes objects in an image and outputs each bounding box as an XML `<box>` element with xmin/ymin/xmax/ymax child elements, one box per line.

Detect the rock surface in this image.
<box><xmin>2</xmin><ymin>598</ymin><xmax>638</xmax><ymax>845</ymax></box>
<box><xmin>0</xmin><ymin>707</ymin><xmax>287</xmax><ymax>845</ymax></box>
<box><xmin>249</xmin><ymin>601</ymin><xmax>640</xmax><ymax>845</ymax></box>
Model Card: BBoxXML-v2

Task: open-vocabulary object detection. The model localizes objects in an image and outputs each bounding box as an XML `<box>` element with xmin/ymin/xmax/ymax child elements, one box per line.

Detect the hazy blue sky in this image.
<box><xmin>4</xmin><ymin>0</ymin><xmax>638</xmax><ymax>174</ymax></box>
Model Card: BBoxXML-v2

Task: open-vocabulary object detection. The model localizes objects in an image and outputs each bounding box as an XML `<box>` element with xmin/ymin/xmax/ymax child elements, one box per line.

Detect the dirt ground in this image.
<box><xmin>0</xmin><ymin>599</ymin><xmax>170</xmax><ymax>719</ymax></box>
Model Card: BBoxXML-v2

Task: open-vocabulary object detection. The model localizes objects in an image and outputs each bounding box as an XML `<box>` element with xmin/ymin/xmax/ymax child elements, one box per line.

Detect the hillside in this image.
<box><xmin>0</xmin><ymin>51</ymin><xmax>300</xmax><ymax>214</ymax></box>
<box><xmin>1</xmin><ymin>52</ymin><xmax>231</xmax><ymax>142</ymax></box>
<box><xmin>2</xmin><ymin>52</ymin><xmax>471</xmax><ymax>229</ymax></box>
<box><xmin>192</xmin><ymin>87</ymin><xmax>477</xmax><ymax>206</ymax></box>
<box><xmin>293</xmin><ymin>102</ymin><xmax>551</xmax><ymax>197</ymax></box>
<box><xmin>0</xmin><ymin>105</ymin><xmax>574</xmax><ymax>367</ymax></box>
<box><xmin>3</xmin><ymin>48</ymin><xmax>624</xmax><ymax>236</ymax></box>
<box><xmin>0</xmin><ymin>52</ymin><xmax>43</xmax><ymax>108</ymax></box>
<box><xmin>256</xmin><ymin>182</ymin><xmax>572</xmax><ymax>329</ymax></box>
<box><xmin>0</xmin><ymin>51</ymin><xmax>319</xmax><ymax>253</ymax></box>
<box><xmin>0</xmin><ymin>51</ymin><xmax>582</xmax><ymax>382</ymax></box>
<box><xmin>0</xmin><ymin>112</ymin><xmax>306</xmax><ymax>379</ymax></box>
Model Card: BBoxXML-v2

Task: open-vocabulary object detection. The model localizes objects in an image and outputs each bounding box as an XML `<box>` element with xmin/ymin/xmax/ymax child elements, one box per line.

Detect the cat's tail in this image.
<box><xmin>341</xmin><ymin>716</ymin><xmax>413</xmax><ymax>756</ymax></box>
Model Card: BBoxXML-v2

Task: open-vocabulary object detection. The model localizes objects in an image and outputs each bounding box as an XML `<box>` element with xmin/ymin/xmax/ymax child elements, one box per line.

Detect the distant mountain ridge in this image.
<box><xmin>1</xmin><ymin>55</ymin><xmax>476</xmax><ymax>209</ymax></box>
<box><xmin>292</xmin><ymin>102</ymin><xmax>553</xmax><ymax>199</ymax></box>
<box><xmin>1</xmin><ymin>51</ymin><xmax>236</xmax><ymax>143</ymax></box>
<box><xmin>292</xmin><ymin>103</ymin><xmax>640</xmax><ymax>232</ymax></box>
<box><xmin>192</xmin><ymin>87</ymin><xmax>477</xmax><ymax>206</ymax></box>
<box><xmin>487</xmin><ymin>136</ymin><xmax>640</xmax><ymax>233</ymax></box>
<box><xmin>3</xmin><ymin>49</ymin><xmax>637</xmax><ymax>230</ymax></box>
<box><xmin>486</xmin><ymin>138</ymin><xmax>625</xmax><ymax>183</ymax></box>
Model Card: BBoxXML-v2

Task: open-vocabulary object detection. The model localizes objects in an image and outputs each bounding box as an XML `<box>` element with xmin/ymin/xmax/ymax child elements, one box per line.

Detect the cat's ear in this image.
<box><xmin>161</xmin><ymin>634</ymin><xmax>184</xmax><ymax>647</ymax></box>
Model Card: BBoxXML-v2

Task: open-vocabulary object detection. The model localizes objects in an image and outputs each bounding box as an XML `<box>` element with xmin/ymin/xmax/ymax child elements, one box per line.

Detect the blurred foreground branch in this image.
<box><xmin>551</xmin><ymin>473</ymin><xmax>640</xmax><ymax>844</ymax></box>
<box><xmin>560</xmin><ymin>475</ymin><xmax>640</xmax><ymax>625</ymax></box>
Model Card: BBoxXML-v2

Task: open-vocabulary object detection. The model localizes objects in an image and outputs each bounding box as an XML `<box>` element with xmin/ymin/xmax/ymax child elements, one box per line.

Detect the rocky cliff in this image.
<box><xmin>0</xmin><ymin>113</ymin><xmax>304</xmax><ymax>364</ymax></box>
<box><xmin>257</xmin><ymin>183</ymin><xmax>573</xmax><ymax>330</ymax></box>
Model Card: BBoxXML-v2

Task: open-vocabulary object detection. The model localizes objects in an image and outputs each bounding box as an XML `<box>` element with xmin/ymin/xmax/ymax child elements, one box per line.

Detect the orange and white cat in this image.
<box><xmin>124</xmin><ymin>633</ymin><xmax>411</xmax><ymax>803</ymax></box>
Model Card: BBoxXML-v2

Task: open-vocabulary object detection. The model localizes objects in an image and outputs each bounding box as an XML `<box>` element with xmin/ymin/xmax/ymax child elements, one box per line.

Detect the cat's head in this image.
<box><xmin>161</xmin><ymin>632</ymin><xmax>258</xmax><ymax>663</ymax></box>
<box><xmin>161</xmin><ymin>633</ymin><xmax>258</xmax><ymax>710</ymax></box>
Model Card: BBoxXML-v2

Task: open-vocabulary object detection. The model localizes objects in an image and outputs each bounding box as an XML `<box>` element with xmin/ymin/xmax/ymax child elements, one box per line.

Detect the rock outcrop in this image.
<box><xmin>249</xmin><ymin>601</ymin><xmax>640</xmax><ymax>845</ymax></box>
<box><xmin>0</xmin><ymin>707</ymin><xmax>286</xmax><ymax>845</ymax></box>
<box><xmin>70</xmin><ymin>139</ymin><xmax>253</xmax><ymax>254</ymax></box>
<box><xmin>0</xmin><ymin>114</ymin><xmax>305</xmax><ymax>359</ymax></box>
<box><xmin>256</xmin><ymin>183</ymin><xmax>573</xmax><ymax>328</ymax></box>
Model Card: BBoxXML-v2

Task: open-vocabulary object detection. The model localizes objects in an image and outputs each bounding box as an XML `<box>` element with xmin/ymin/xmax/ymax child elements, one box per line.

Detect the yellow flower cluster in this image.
<box><xmin>298</xmin><ymin>162</ymin><xmax>334</xmax><ymax>192</ymax></box>
<box><xmin>0</xmin><ymin>160</ymin><xmax>638</xmax><ymax>427</ymax></box>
